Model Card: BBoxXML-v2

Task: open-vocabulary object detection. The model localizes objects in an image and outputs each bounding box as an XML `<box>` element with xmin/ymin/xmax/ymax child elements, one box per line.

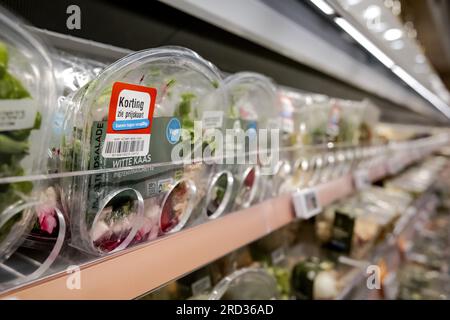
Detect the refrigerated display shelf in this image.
<box><xmin>0</xmin><ymin>141</ymin><xmax>442</xmax><ymax>300</ymax></box>
<box><xmin>0</xmin><ymin>13</ymin><xmax>447</xmax><ymax>300</ymax></box>
<box><xmin>336</xmin><ymin>189</ymin><xmax>440</xmax><ymax>300</ymax></box>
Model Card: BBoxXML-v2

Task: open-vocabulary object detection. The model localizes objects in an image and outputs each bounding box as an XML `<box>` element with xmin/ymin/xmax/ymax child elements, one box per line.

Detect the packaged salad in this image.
<box><xmin>259</xmin><ymin>87</ymin><xmax>300</xmax><ymax>197</ymax></box>
<box><xmin>60</xmin><ymin>46</ymin><xmax>227</xmax><ymax>255</ymax></box>
<box><xmin>50</xmin><ymin>52</ymin><xmax>106</xmax><ymax>167</ymax></box>
<box><xmin>331</xmin><ymin>99</ymin><xmax>363</xmax><ymax>146</ymax></box>
<box><xmin>223</xmin><ymin>72</ymin><xmax>280</xmax><ymax>209</ymax></box>
<box><xmin>291</xmin><ymin>257</ymin><xmax>339</xmax><ymax>300</ymax></box>
<box><xmin>359</xmin><ymin>100</ymin><xmax>380</xmax><ymax>144</ymax></box>
<box><xmin>316</xmin><ymin>193</ymin><xmax>398</xmax><ymax>259</ymax></box>
<box><xmin>187</xmin><ymin>167</ymin><xmax>235</xmax><ymax>225</ymax></box>
<box><xmin>295</xmin><ymin>94</ymin><xmax>330</xmax><ymax>146</ymax></box>
<box><xmin>19</xmin><ymin>53</ymin><xmax>108</xmax><ymax>250</ymax></box>
<box><xmin>296</xmin><ymin>96</ymin><xmax>365</xmax><ymax>147</ymax></box>
<box><xmin>0</xmin><ymin>6</ymin><xmax>57</xmax><ymax>263</ymax></box>
<box><xmin>209</xmin><ymin>267</ymin><xmax>280</xmax><ymax>300</ymax></box>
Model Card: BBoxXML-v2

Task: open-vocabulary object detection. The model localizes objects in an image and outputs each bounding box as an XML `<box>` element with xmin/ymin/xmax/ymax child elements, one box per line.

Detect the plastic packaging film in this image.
<box><xmin>0</xmin><ymin>6</ymin><xmax>58</xmax><ymax>264</ymax></box>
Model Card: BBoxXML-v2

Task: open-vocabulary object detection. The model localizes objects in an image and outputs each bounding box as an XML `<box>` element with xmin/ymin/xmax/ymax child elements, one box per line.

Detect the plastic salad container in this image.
<box><xmin>316</xmin><ymin>194</ymin><xmax>396</xmax><ymax>259</ymax></box>
<box><xmin>60</xmin><ymin>46</ymin><xmax>227</xmax><ymax>255</ymax></box>
<box><xmin>49</xmin><ymin>51</ymin><xmax>106</xmax><ymax>170</ymax></box>
<box><xmin>295</xmin><ymin>96</ymin><xmax>366</xmax><ymax>147</ymax></box>
<box><xmin>223</xmin><ymin>72</ymin><xmax>280</xmax><ymax>209</ymax></box>
<box><xmin>291</xmin><ymin>257</ymin><xmax>339</xmax><ymax>300</ymax></box>
<box><xmin>331</xmin><ymin>99</ymin><xmax>363</xmax><ymax>146</ymax></box>
<box><xmin>295</xmin><ymin>94</ymin><xmax>330</xmax><ymax>146</ymax></box>
<box><xmin>359</xmin><ymin>100</ymin><xmax>380</xmax><ymax>144</ymax></box>
<box><xmin>262</xmin><ymin>87</ymin><xmax>299</xmax><ymax>197</ymax></box>
<box><xmin>0</xmin><ymin>6</ymin><xmax>57</xmax><ymax>263</ymax></box>
<box><xmin>209</xmin><ymin>267</ymin><xmax>280</xmax><ymax>300</ymax></box>
<box><xmin>19</xmin><ymin>53</ymin><xmax>107</xmax><ymax>250</ymax></box>
<box><xmin>186</xmin><ymin>166</ymin><xmax>235</xmax><ymax>226</ymax></box>
<box><xmin>278</xmin><ymin>91</ymin><xmax>320</xmax><ymax>193</ymax></box>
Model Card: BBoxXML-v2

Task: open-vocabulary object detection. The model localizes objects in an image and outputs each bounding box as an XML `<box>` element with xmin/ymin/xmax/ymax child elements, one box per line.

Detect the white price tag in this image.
<box><xmin>0</xmin><ymin>98</ymin><xmax>37</xmax><ymax>131</ymax></box>
<box><xmin>292</xmin><ymin>188</ymin><xmax>322</xmax><ymax>219</ymax></box>
<box><xmin>353</xmin><ymin>169</ymin><xmax>370</xmax><ymax>190</ymax></box>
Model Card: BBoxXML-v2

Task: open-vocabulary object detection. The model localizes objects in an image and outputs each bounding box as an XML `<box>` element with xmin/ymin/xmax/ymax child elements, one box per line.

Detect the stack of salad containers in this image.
<box><xmin>59</xmin><ymin>46</ymin><xmax>229</xmax><ymax>255</ymax></box>
<box><xmin>223</xmin><ymin>72</ymin><xmax>280</xmax><ymax>209</ymax></box>
<box><xmin>279</xmin><ymin>92</ymin><xmax>381</xmax><ymax>193</ymax></box>
<box><xmin>0</xmin><ymin>6</ymin><xmax>58</xmax><ymax>264</ymax></box>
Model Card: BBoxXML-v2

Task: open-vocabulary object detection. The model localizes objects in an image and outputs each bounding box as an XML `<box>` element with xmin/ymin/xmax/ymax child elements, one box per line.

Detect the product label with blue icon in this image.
<box><xmin>166</xmin><ymin>118</ymin><xmax>181</xmax><ymax>144</ymax></box>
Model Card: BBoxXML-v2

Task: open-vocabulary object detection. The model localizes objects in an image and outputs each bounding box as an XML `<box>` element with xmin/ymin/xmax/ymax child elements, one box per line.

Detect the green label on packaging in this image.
<box><xmin>329</xmin><ymin>210</ymin><xmax>355</xmax><ymax>254</ymax></box>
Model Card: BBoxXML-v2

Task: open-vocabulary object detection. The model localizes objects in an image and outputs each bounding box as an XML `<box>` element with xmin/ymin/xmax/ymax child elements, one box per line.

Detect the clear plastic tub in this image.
<box><xmin>60</xmin><ymin>46</ymin><xmax>227</xmax><ymax>255</ymax></box>
<box><xmin>333</xmin><ymin>99</ymin><xmax>364</xmax><ymax>146</ymax></box>
<box><xmin>295</xmin><ymin>94</ymin><xmax>331</xmax><ymax>146</ymax></box>
<box><xmin>291</xmin><ymin>257</ymin><xmax>339</xmax><ymax>300</ymax></box>
<box><xmin>359</xmin><ymin>100</ymin><xmax>380</xmax><ymax>144</ymax></box>
<box><xmin>186</xmin><ymin>166</ymin><xmax>235</xmax><ymax>226</ymax></box>
<box><xmin>48</xmin><ymin>51</ymin><xmax>106</xmax><ymax>173</ymax></box>
<box><xmin>223</xmin><ymin>72</ymin><xmax>280</xmax><ymax>208</ymax></box>
<box><xmin>209</xmin><ymin>267</ymin><xmax>280</xmax><ymax>300</ymax></box>
<box><xmin>0</xmin><ymin>6</ymin><xmax>57</xmax><ymax>263</ymax></box>
<box><xmin>316</xmin><ymin>194</ymin><xmax>395</xmax><ymax>259</ymax></box>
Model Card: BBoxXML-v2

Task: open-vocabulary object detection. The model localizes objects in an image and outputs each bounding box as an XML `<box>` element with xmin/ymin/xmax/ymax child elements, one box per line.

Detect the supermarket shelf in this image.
<box><xmin>336</xmin><ymin>190</ymin><xmax>440</xmax><ymax>300</ymax></box>
<box><xmin>0</xmin><ymin>174</ymin><xmax>359</xmax><ymax>300</ymax></box>
<box><xmin>0</xmin><ymin>145</ymin><xmax>442</xmax><ymax>299</ymax></box>
<box><xmin>1</xmin><ymin>194</ymin><xmax>293</xmax><ymax>300</ymax></box>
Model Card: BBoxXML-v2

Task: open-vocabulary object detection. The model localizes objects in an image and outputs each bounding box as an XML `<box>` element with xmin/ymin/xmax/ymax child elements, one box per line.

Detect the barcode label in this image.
<box><xmin>102</xmin><ymin>134</ymin><xmax>150</xmax><ymax>158</ymax></box>
<box><xmin>105</xmin><ymin>139</ymin><xmax>144</xmax><ymax>154</ymax></box>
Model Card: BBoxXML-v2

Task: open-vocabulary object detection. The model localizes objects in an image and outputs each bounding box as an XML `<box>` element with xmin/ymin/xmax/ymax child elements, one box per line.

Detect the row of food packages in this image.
<box><xmin>144</xmin><ymin>158</ymin><xmax>448</xmax><ymax>300</ymax></box>
<box><xmin>0</xmin><ymin>6</ymin><xmax>382</xmax><ymax>274</ymax></box>
<box><xmin>398</xmin><ymin>211</ymin><xmax>450</xmax><ymax>300</ymax></box>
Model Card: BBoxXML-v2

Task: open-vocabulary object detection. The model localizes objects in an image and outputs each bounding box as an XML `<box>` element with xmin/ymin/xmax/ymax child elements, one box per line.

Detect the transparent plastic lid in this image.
<box><xmin>224</xmin><ymin>72</ymin><xmax>278</xmax><ymax>129</ymax></box>
<box><xmin>0</xmin><ymin>6</ymin><xmax>57</xmax><ymax>176</ymax></box>
<box><xmin>61</xmin><ymin>46</ymin><xmax>226</xmax><ymax>254</ymax></box>
<box><xmin>0</xmin><ymin>6</ymin><xmax>57</xmax><ymax>262</ymax></box>
<box><xmin>62</xmin><ymin>46</ymin><xmax>226</xmax><ymax>172</ymax></box>
<box><xmin>49</xmin><ymin>52</ymin><xmax>105</xmax><ymax>173</ymax></box>
<box><xmin>209</xmin><ymin>267</ymin><xmax>280</xmax><ymax>300</ymax></box>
